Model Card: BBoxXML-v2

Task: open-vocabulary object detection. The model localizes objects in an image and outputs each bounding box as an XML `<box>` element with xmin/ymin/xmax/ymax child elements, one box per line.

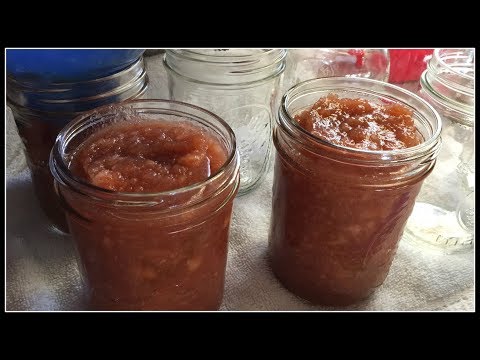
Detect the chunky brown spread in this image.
<box><xmin>269</xmin><ymin>94</ymin><xmax>425</xmax><ymax>306</ymax></box>
<box><xmin>70</xmin><ymin>120</ymin><xmax>227</xmax><ymax>192</ymax></box>
<box><xmin>62</xmin><ymin>119</ymin><xmax>236</xmax><ymax>310</ymax></box>
<box><xmin>294</xmin><ymin>93</ymin><xmax>422</xmax><ymax>150</ymax></box>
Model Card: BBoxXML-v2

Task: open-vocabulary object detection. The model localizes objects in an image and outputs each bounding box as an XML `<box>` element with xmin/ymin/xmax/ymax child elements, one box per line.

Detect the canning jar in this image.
<box><xmin>284</xmin><ymin>49</ymin><xmax>390</xmax><ymax>91</ymax></box>
<box><xmin>7</xmin><ymin>57</ymin><xmax>148</xmax><ymax>232</ymax></box>
<box><xmin>50</xmin><ymin>100</ymin><xmax>240</xmax><ymax>310</ymax></box>
<box><xmin>163</xmin><ymin>49</ymin><xmax>287</xmax><ymax>195</ymax></box>
<box><xmin>269</xmin><ymin>77</ymin><xmax>442</xmax><ymax>306</ymax></box>
<box><xmin>404</xmin><ymin>48</ymin><xmax>475</xmax><ymax>253</ymax></box>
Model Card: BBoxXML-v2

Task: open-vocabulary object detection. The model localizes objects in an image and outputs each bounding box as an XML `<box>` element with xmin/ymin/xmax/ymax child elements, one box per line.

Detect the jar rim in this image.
<box><xmin>163</xmin><ymin>49</ymin><xmax>287</xmax><ymax>86</ymax></box>
<box><xmin>166</xmin><ymin>49</ymin><xmax>286</xmax><ymax>64</ymax></box>
<box><xmin>420</xmin><ymin>70</ymin><xmax>474</xmax><ymax>126</ymax></box>
<box><xmin>50</xmin><ymin>99</ymin><xmax>239</xmax><ymax>204</ymax></box>
<box><xmin>432</xmin><ymin>48</ymin><xmax>475</xmax><ymax>83</ymax></box>
<box><xmin>279</xmin><ymin>77</ymin><xmax>442</xmax><ymax>163</ymax></box>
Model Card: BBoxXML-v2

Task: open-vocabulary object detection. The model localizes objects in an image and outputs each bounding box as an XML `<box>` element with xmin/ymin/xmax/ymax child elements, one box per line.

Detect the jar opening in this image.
<box><xmin>50</xmin><ymin>99</ymin><xmax>238</xmax><ymax>206</ymax></box>
<box><xmin>163</xmin><ymin>49</ymin><xmax>287</xmax><ymax>86</ymax></box>
<box><xmin>170</xmin><ymin>49</ymin><xmax>283</xmax><ymax>64</ymax></box>
<box><xmin>433</xmin><ymin>49</ymin><xmax>475</xmax><ymax>83</ymax></box>
<box><xmin>279</xmin><ymin>77</ymin><xmax>442</xmax><ymax>165</ymax></box>
<box><xmin>420</xmin><ymin>71</ymin><xmax>474</xmax><ymax>126</ymax></box>
<box><xmin>421</xmin><ymin>49</ymin><xmax>475</xmax><ymax>125</ymax></box>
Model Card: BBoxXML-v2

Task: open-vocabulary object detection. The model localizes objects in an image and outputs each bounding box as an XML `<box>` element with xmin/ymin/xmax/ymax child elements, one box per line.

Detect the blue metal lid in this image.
<box><xmin>7</xmin><ymin>57</ymin><xmax>148</xmax><ymax>115</ymax></box>
<box><xmin>6</xmin><ymin>49</ymin><xmax>145</xmax><ymax>84</ymax></box>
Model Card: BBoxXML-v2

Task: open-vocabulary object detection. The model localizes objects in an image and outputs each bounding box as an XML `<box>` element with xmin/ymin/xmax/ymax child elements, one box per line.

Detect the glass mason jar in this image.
<box><xmin>50</xmin><ymin>100</ymin><xmax>240</xmax><ymax>310</ymax></box>
<box><xmin>269</xmin><ymin>77</ymin><xmax>442</xmax><ymax>306</ymax></box>
<box><xmin>404</xmin><ymin>48</ymin><xmax>475</xmax><ymax>253</ymax></box>
<box><xmin>7</xmin><ymin>57</ymin><xmax>148</xmax><ymax>233</ymax></box>
<box><xmin>284</xmin><ymin>48</ymin><xmax>390</xmax><ymax>91</ymax></box>
<box><xmin>163</xmin><ymin>49</ymin><xmax>287</xmax><ymax>195</ymax></box>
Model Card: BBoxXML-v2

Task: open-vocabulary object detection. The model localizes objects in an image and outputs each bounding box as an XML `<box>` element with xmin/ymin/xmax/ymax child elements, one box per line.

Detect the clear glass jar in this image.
<box><xmin>269</xmin><ymin>77</ymin><xmax>441</xmax><ymax>305</ymax></box>
<box><xmin>50</xmin><ymin>100</ymin><xmax>240</xmax><ymax>311</ymax></box>
<box><xmin>163</xmin><ymin>49</ymin><xmax>287</xmax><ymax>195</ymax></box>
<box><xmin>284</xmin><ymin>48</ymin><xmax>389</xmax><ymax>91</ymax></box>
<box><xmin>404</xmin><ymin>48</ymin><xmax>475</xmax><ymax>253</ymax></box>
<box><xmin>7</xmin><ymin>57</ymin><xmax>148</xmax><ymax>233</ymax></box>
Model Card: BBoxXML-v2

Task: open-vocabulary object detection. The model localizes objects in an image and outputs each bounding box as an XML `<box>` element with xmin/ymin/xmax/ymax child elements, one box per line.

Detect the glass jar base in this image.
<box><xmin>404</xmin><ymin>202</ymin><xmax>474</xmax><ymax>254</ymax></box>
<box><xmin>271</xmin><ymin>269</ymin><xmax>374</xmax><ymax>307</ymax></box>
<box><xmin>236</xmin><ymin>164</ymin><xmax>270</xmax><ymax>196</ymax></box>
<box><xmin>87</xmin><ymin>296</ymin><xmax>222</xmax><ymax>311</ymax></box>
<box><xmin>269</xmin><ymin>255</ymin><xmax>376</xmax><ymax>307</ymax></box>
<box><xmin>236</xmin><ymin>179</ymin><xmax>263</xmax><ymax>196</ymax></box>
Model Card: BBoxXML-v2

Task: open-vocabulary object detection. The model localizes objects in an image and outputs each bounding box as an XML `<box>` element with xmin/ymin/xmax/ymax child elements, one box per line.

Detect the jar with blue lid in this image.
<box><xmin>7</xmin><ymin>49</ymin><xmax>149</xmax><ymax>232</ymax></box>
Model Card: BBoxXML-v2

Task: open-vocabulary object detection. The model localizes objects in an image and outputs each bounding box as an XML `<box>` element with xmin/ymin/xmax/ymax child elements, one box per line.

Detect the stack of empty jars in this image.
<box><xmin>404</xmin><ymin>48</ymin><xmax>475</xmax><ymax>253</ymax></box>
<box><xmin>7</xmin><ymin>50</ymin><xmax>149</xmax><ymax>233</ymax></box>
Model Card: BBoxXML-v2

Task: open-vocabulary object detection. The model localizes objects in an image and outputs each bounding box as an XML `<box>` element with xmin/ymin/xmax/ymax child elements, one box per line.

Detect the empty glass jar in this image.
<box><xmin>163</xmin><ymin>49</ymin><xmax>287</xmax><ymax>195</ymax></box>
<box><xmin>404</xmin><ymin>48</ymin><xmax>475</xmax><ymax>253</ymax></box>
<box><xmin>284</xmin><ymin>49</ymin><xmax>390</xmax><ymax>91</ymax></box>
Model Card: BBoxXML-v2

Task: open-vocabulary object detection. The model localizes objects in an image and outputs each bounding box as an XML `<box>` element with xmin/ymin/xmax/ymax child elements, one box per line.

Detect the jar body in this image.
<box><xmin>404</xmin><ymin>49</ymin><xmax>475</xmax><ymax>253</ymax></box>
<box><xmin>50</xmin><ymin>100</ymin><xmax>240</xmax><ymax>310</ymax></box>
<box><xmin>60</xmin><ymin>181</ymin><xmax>238</xmax><ymax>310</ymax></box>
<box><xmin>7</xmin><ymin>57</ymin><xmax>148</xmax><ymax>232</ymax></box>
<box><xmin>269</xmin><ymin>146</ymin><xmax>425</xmax><ymax>304</ymax></box>
<box><xmin>164</xmin><ymin>49</ymin><xmax>286</xmax><ymax>195</ymax></box>
<box><xmin>269</xmin><ymin>78</ymin><xmax>441</xmax><ymax>305</ymax></box>
<box><xmin>9</xmin><ymin>109</ymin><xmax>75</xmax><ymax>231</ymax></box>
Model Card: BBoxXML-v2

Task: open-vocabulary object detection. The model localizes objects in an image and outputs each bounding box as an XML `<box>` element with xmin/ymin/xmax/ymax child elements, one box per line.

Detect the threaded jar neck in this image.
<box><xmin>164</xmin><ymin>49</ymin><xmax>287</xmax><ymax>86</ymax></box>
<box><xmin>420</xmin><ymin>48</ymin><xmax>474</xmax><ymax>126</ymax></box>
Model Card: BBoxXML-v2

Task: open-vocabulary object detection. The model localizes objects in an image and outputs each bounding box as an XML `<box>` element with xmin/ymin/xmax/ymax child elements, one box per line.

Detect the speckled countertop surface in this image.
<box><xmin>6</xmin><ymin>52</ymin><xmax>475</xmax><ymax>311</ymax></box>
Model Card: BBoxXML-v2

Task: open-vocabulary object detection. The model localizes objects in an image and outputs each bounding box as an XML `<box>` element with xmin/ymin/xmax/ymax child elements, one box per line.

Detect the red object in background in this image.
<box><xmin>388</xmin><ymin>49</ymin><xmax>434</xmax><ymax>83</ymax></box>
<box><xmin>347</xmin><ymin>49</ymin><xmax>365</xmax><ymax>68</ymax></box>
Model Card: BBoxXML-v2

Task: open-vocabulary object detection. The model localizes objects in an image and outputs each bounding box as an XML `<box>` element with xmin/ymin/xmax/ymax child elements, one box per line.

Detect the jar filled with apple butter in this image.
<box><xmin>269</xmin><ymin>77</ymin><xmax>442</xmax><ymax>306</ymax></box>
<box><xmin>50</xmin><ymin>100</ymin><xmax>240</xmax><ymax>310</ymax></box>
